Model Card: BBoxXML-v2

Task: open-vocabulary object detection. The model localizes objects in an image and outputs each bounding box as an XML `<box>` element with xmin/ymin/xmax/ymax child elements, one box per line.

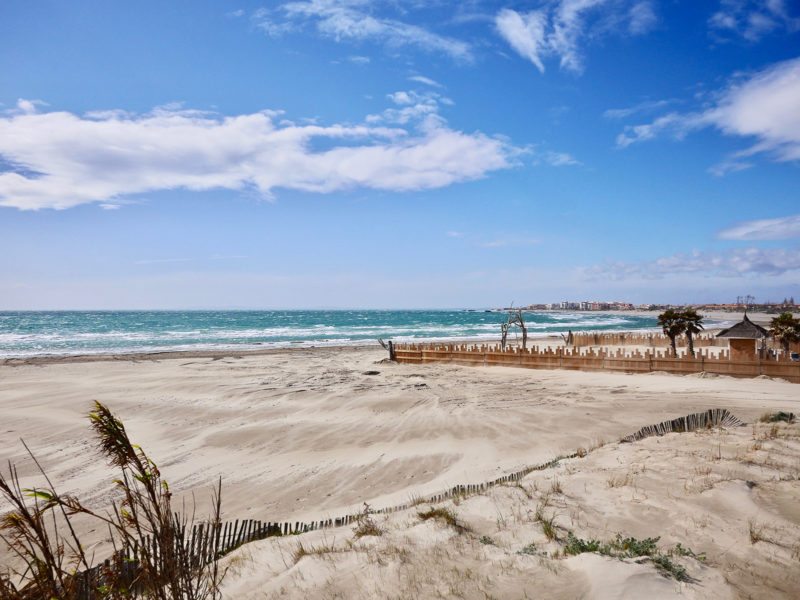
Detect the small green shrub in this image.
<box><xmin>652</xmin><ymin>554</ymin><xmax>689</xmax><ymax>581</ymax></box>
<box><xmin>564</xmin><ymin>533</ymin><xmax>600</xmax><ymax>555</ymax></box>
<box><xmin>516</xmin><ymin>543</ymin><xmax>545</xmax><ymax>557</ymax></box>
<box><xmin>563</xmin><ymin>533</ymin><xmax>692</xmax><ymax>581</ymax></box>
<box><xmin>760</xmin><ymin>412</ymin><xmax>795</xmax><ymax>423</ymax></box>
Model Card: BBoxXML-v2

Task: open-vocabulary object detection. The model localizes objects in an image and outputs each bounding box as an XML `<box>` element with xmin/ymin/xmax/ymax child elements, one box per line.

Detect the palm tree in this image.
<box><xmin>769</xmin><ymin>312</ymin><xmax>800</xmax><ymax>353</ymax></box>
<box><xmin>658</xmin><ymin>309</ymin><xmax>686</xmax><ymax>357</ymax></box>
<box><xmin>682</xmin><ymin>309</ymin><xmax>704</xmax><ymax>357</ymax></box>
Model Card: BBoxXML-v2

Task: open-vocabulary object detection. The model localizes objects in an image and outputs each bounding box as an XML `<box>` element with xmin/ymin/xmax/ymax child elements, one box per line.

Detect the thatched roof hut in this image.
<box><xmin>716</xmin><ymin>314</ymin><xmax>768</xmax><ymax>358</ymax></box>
<box><xmin>716</xmin><ymin>313</ymin><xmax>768</xmax><ymax>339</ymax></box>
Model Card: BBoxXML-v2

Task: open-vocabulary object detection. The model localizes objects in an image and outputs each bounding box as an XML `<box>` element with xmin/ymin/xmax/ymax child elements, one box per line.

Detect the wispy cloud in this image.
<box><xmin>347</xmin><ymin>55</ymin><xmax>370</xmax><ymax>64</ymax></box>
<box><xmin>582</xmin><ymin>246</ymin><xmax>800</xmax><ymax>280</ymax></box>
<box><xmin>540</xmin><ymin>151</ymin><xmax>580</xmax><ymax>167</ymax></box>
<box><xmin>367</xmin><ymin>89</ymin><xmax>455</xmax><ymax>126</ymax></box>
<box><xmin>254</xmin><ymin>1</ymin><xmax>472</xmax><ymax>62</ymax></box>
<box><xmin>709</xmin><ymin>0</ymin><xmax>800</xmax><ymax>42</ymax></box>
<box><xmin>603</xmin><ymin>98</ymin><xmax>674</xmax><ymax>119</ymax></box>
<box><xmin>718</xmin><ymin>213</ymin><xmax>800</xmax><ymax>240</ymax></box>
<box><xmin>408</xmin><ymin>75</ymin><xmax>442</xmax><ymax>88</ymax></box>
<box><xmin>445</xmin><ymin>230</ymin><xmax>464</xmax><ymax>238</ymax></box>
<box><xmin>0</xmin><ymin>98</ymin><xmax>520</xmax><ymax>210</ymax></box>
<box><xmin>495</xmin><ymin>1</ymin><xmax>658</xmax><ymax>74</ymax></box>
<box><xmin>615</xmin><ymin>57</ymin><xmax>800</xmax><ymax>171</ymax></box>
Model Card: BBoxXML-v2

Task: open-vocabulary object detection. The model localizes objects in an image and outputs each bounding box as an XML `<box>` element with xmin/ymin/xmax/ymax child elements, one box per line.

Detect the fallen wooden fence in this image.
<box><xmin>392</xmin><ymin>342</ymin><xmax>800</xmax><ymax>383</ymax></box>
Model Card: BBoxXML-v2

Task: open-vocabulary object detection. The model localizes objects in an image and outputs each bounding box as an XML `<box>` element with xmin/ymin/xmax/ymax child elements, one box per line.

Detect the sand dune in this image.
<box><xmin>1</xmin><ymin>345</ymin><xmax>799</xmax><ymax>597</ymax></box>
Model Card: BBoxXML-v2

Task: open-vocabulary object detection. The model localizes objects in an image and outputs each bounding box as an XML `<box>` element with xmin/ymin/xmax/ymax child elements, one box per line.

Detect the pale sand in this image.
<box><xmin>1</xmin><ymin>345</ymin><xmax>799</xmax><ymax>597</ymax></box>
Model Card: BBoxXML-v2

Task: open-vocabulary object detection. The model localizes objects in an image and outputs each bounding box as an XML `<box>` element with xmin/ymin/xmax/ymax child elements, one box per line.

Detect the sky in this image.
<box><xmin>1</xmin><ymin>0</ymin><xmax>799</xmax><ymax>309</ymax></box>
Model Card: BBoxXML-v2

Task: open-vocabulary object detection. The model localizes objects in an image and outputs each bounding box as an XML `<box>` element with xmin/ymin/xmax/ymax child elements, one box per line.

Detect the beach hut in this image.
<box><xmin>716</xmin><ymin>314</ymin><xmax>768</xmax><ymax>359</ymax></box>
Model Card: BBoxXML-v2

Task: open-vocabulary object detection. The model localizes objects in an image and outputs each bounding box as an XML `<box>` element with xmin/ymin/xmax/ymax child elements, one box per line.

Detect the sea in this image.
<box><xmin>0</xmin><ymin>310</ymin><xmax>731</xmax><ymax>359</ymax></box>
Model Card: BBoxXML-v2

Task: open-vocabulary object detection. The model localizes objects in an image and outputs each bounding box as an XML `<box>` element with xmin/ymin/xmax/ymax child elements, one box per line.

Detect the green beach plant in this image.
<box><xmin>563</xmin><ymin>533</ymin><xmax>692</xmax><ymax>581</ymax></box>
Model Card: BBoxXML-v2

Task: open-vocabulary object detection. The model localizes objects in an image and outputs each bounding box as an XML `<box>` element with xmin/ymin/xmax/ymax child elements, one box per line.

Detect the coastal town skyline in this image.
<box><xmin>1</xmin><ymin>1</ymin><xmax>799</xmax><ymax>309</ymax></box>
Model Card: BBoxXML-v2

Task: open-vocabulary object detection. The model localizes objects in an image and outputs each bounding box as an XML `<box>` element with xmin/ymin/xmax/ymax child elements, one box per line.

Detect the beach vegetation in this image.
<box><xmin>563</xmin><ymin>533</ymin><xmax>691</xmax><ymax>581</ymax></box>
<box><xmin>768</xmin><ymin>313</ymin><xmax>800</xmax><ymax>353</ymax></box>
<box><xmin>352</xmin><ymin>503</ymin><xmax>384</xmax><ymax>539</ymax></box>
<box><xmin>516</xmin><ymin>542</ymin><xmax>545</xmax><ymax>557</ymax></box>
<box><xmin>292</xmin><ymin>539</ymin><xmax>340</xmax><ymax>564</ymax></box>
<box><xmin>760</xmin><ymin>411</ymin><xmax>795</xmax><ymax>423</ymax></box>
<box><xmin>540</xmin><ymin>514</ymin><xmax>558</xmax><ymax>541</ymax></box>
<box><xmin>417</xmin><ymin>507</ymin><xmax>472</xmax><ymax>534</ymax></box>
<box><xmin>0</xmin><ymin>401</ymin><xmax>224</xmax><ymax>600</ymax></box>
<box><xmin>657</xmin><ymin>309</ymin><xmax>686</xmax><ymax>357</ymax></box>
<box><xmin>681</xmin><ymin>309</ymin><xmax>704</xmax><ymax>357</ymax></box>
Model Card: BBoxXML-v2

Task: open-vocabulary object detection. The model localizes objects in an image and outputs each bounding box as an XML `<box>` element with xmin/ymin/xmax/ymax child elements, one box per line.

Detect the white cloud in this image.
<box><xmin>256</xmin><ymin>1</ymin><xmax>472</xmax><ymax>62</ymax></box>
<box><xmin>495</xmin><ymin>1</ymin><xmax>657</xmax><ymax>74</ymax></box>
<box><xmin>718</xmin><ymin>214</ymin><xmax>800</xmax><ymax>240</ymax></box>
<box><xmin>408</xmin><ymin>75</ymin><xmax>442</xmax><ymax>88</ymax></box>
<box><xmin>495</xmin><ymin>8</ymin><xmax>547</xmax><ymax>73</ymax></box>
<box><xmin>616</xmin><ymin>57</ymin><xmax>800</xmax><ymax>168</ymax></box>
<box><xmin>603</xmin><ymin>98</ymin><xmax>673</xmax><ymax>119</ymax></box>
<box><xmin>542</xmin><ymin>151</ymin><xmax>580</xmax><ymax>166</ymax></box>
<box><xmin>628</xmin><ymin>1</ymin><xmax>657</xmax><ymax>35</ymax></box>
<box><xmin>445</xmin><ymin>230</ymin><xmax>464</xmax><ymax>238</ymax></box>
<box><xmin>347</xmin><ymin>55</ymin><xmax>370</xmax><ymax>64</ymax></box>
<box><xmin>0</xmin><ymin>100</ymin><xmax>519</xmax><ymax>210</ymax></box>
<box><xmin>582</xmin><ymin>246</ymin><xmax>800</xmax><ymax>280</ymax></box>
<box><xmin>368</xmin><ymin>89</ymin><xmax>454</xmax><ymax>126</ymax></box>
<box><xmin>6</xmin><ymin>98</ymin><xmax>48</xmax><ymax>115</ymax></box>
<box><xmin>709</xmin><ymin>0</ymin><xmax>800</xmax><ymax>41</ymax></box>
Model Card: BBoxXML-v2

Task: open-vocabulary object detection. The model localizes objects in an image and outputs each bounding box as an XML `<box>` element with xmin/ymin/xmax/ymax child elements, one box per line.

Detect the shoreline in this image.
<box><xmin>0</xmin><ymin>307</ymin><xmax>750</xmax><ymax>364</ymax></box>
<box><xmin>0</xmin><ymin>325</ymin><xmax>733</xmax><ymax>366</ymax></box>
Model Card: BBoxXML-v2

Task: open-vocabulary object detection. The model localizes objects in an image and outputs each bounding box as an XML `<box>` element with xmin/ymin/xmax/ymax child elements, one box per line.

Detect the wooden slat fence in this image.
<box><xmin>571</xmin><ymin>331</ymin><xmax>718</xmax><ymax>348</ymax></box>
<box><xmin>393</xmin><ymin>342</ymin><xmax>800</xmax><ymax>383</ymax></box>
<box><xmin>570</xmin><ymin>331</ymin><xmax>800</xmax><ymax>354</ymax></box>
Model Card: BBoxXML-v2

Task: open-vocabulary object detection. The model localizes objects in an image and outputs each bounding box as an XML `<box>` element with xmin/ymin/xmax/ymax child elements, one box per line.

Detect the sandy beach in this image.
<box><xmin>2</xmin><ymin>341</ymin><xmax>799</xmax><ymax>598</ymax></box>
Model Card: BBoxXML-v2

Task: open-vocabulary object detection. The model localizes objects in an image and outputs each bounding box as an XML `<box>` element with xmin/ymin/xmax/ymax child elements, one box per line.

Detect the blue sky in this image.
<box><xmin>1</xmin><ymin>0</ymin><xmax>799</xmax><ymax>309</ymax></box>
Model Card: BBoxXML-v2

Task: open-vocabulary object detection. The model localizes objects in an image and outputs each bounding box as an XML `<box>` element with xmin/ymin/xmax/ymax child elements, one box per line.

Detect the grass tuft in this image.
<box><xmin>352</xmin><ymin>503</ymin><xmax>384</xmax><ymax>539</ymax></box>
<box><xmin>417</xmin><ymin>507</ymin><xmax>472</xmax><ymax>534</ymax></box>
<box><xmin>760</xmin><ymin>412</ymin><xmax>795</xmax><ymax>423</ymax></box>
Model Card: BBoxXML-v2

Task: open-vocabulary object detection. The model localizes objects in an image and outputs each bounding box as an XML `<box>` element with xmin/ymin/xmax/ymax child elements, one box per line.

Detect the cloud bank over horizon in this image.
<box><xmin>583</xmin><ymin>246</ymin><xmax>800</xmax><ymax>280</ymax></box>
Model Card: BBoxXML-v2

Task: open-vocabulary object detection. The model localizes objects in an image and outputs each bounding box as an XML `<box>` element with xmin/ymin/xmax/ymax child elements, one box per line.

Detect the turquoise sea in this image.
<box><xmin>0</xmin><ymin>310</ymin><xmax>722</xmax><ymax>359</ymax></box>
